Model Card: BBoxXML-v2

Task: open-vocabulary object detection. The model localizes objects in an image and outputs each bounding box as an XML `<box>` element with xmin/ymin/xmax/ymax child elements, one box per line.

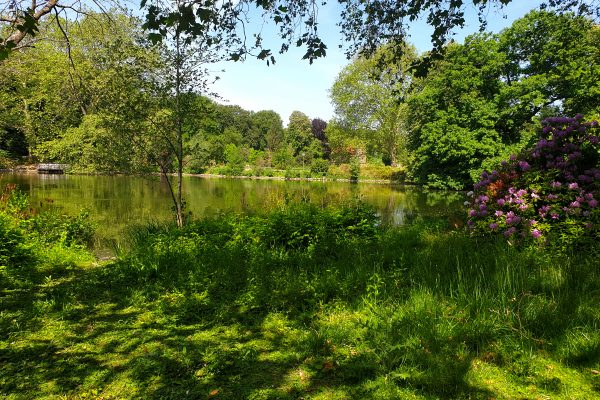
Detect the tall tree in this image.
<box><xmin>251</xmin><ymin>110</ymin><xmax>283</xmax><ymax>152</ymax></box>
<box><xmin>286</xmin><ymin>111</ymin><xmax>313</xmax><ymax>156</ymax></box>
<box><xmin>330</xmin><ymin>44</ymin><xmax>416</xmax><ymax>165</ymax></box>
<box><xmin>406</xmin><ymin>11</ymin><xmax>600</xmax><ymax>189</ymax></box>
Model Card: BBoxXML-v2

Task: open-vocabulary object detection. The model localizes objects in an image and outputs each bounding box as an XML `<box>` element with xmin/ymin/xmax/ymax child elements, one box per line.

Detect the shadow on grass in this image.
<box><xmin>1</xmin><ymin>217</ymin><xmax>599</xmax><ymax>399</ymax></box>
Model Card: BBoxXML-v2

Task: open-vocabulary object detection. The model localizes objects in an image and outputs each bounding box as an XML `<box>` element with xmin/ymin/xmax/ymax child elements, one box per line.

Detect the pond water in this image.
<box><xmin>1</xmin><ymin>173</ymin><xmax>465</xmax><ymax>249</ymax></box>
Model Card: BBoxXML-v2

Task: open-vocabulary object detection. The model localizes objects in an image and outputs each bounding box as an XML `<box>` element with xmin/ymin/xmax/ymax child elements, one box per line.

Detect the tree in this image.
<box><xmin>251</xmin><ymin>110</ymin><xmax>283</xmax><ymax>151</ymax></box>
<box><xmin>141</xmin><ymin>0</ymin><xmax>598</xmax><ymax>75</ymax></box>
<box><xmin>330</xmin><ymin>44</ymin><xmax>416</xmax><ymax>165</ymax></box>
<box><xmin>405</xmin><ymin>11</ymin><xmax>600</xmax><ymax>189</ymax></box>
<box><xmin>311</xmin><ymin>118</ymin><xmax>330</xmax><ymax>159</ymax></box>
<box><xmin>3</xmin><ymin>1</ymin><xmax>598</xmax><ymax>70</ymax></box>
<box><xmin>286</xmin><ymin>111</ymin><xmax>313</xmax><ymax>157</ymax></box>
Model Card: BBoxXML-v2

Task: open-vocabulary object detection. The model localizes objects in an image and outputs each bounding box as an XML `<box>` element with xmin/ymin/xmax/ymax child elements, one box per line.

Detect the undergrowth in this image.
<box><xmin>1</xmin><ymin>197</ymin><xmax>599</xmax><ymax>399</ymax></box>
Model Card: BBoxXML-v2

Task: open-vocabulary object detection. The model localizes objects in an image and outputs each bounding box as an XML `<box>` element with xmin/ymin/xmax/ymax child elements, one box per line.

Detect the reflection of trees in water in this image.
<box><xmin>0</xmin><ymin>174</ymin><xmax>466</xmax><ymax>241</ymax></box>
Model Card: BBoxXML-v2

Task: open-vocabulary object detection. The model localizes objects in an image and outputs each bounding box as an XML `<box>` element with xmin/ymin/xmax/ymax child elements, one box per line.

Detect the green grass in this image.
<box><xmin>1</xmin><ymin>202</ymin><xmax>599</xmax><ymax>399</ymax></box>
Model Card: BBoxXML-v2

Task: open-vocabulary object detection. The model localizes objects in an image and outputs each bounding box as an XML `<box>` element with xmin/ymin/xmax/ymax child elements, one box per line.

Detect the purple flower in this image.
<box><xmin>550</xmin><ymin>181</ymin><xmax>562</xmax><ymax>188</ymax></box>
<box><xmin>551</xmin><ymin>213</ymin><xmax>560</xmax><ymax>220</ymax></box>
<box><xmin>516</xmin><ymin>189</ymin><xmax>528</xmax><ymax>198</ymax></box>
<box><xmin>504</xmin><ymin>227</ymin><xmax>517</xmax><ymax>237</ymax></box>
<box><xmin>497</xmin><ymin>199</ymin><xmax>506</xmax><ymax>206</ymax></box>
<box><xmin>589</xmin><ymin>199</ymin><xmax>599</xmax><ymax>208</ymax></box>
<box><xmin>518</xmin><ymin>161</ymin><xmax>531</xmax><ymax>171</ymax></box>
<box><xmin>570</xmin><ymin>201</ymin><xmax>581</xmax><ymax>208</ymax></box>
<box><xmin>489</xmin><ymin>223</ymin><xmax>498</xmax><ymax>230</ymax></box>
<box><xmin>531</xmin><ymin>192</ymin><xmax>540</xmax><ymax>199</ymax></box>
<box><xmin>568</xmin><ymin>182</ymin><xmax>579</xmax><ymax>190</ymax></box>
<box><xmin>519</xmin><ymin>204</ymin><xmax>529</xmax><ymax>211</ymax></box>
<box><xmin>531</xmin><ymin>229</ymin><xmax>542</xmax><ymax>239</ymax></box>
<box><xmin>468</xmin><ymin>209</ymin><xmax>477</xmax><ymax>217</ymax></box>
<box><xmin>495</xmin><ymin>210</ymin><xmax>504</xmax><ymax>217</ymax></box>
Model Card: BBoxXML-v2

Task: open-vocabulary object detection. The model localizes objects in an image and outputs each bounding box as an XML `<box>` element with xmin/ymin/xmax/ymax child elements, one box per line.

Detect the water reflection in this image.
<box><xmin>1</xmin><ymin>173</ymin><xmax>465</xmax><ymax>241</ymax></box>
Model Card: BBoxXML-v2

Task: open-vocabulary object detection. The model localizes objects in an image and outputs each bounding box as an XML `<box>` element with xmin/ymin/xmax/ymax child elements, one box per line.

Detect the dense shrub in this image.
<box><xmin>467</xmin><ymin>116</ymin><xmax>600</xmax><ymax>249</ymax></box>
<box><xmin>310</xmin><ymin>158</ymin><xmax>329</xmax><ymax>176</ymax></box>
<box><xmin>0</xmin><ymin>211</ymin><xmax>29</xmax><ymax>266</ymax></box>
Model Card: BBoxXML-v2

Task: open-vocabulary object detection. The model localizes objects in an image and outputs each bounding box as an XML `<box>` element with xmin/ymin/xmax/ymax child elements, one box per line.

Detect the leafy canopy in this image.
<box><xmin>2</xmin><ymin>1</ymin><xmax>599</xmax><ymax>69</ymax></box>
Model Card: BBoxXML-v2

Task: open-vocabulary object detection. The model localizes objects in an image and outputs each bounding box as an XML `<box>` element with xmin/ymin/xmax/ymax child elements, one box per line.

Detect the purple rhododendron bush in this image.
<box><xmin>467</xmin><ymin>115</ymin><xmax>600</xmax><ymax>250</ymax></box>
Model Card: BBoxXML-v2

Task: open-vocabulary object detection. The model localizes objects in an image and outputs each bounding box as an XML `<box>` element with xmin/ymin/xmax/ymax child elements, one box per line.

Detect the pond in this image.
<box><xmin>0</xmin><ymin>173</ymin><xmax>466</xmax><ymax>249</ymax></box>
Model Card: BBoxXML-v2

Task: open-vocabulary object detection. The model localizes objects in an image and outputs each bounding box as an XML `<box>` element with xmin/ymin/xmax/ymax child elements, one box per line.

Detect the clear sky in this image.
<box><xmin>209</xmin><ymin>1</ymin><xmax>544</xmax><ymax>125</ymax></box>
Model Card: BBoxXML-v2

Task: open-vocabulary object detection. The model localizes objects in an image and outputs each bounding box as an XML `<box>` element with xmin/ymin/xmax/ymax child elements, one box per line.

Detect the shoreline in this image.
<box><xmin>1</xmin><ymin>167</ymin><xmax>414</xmax><ymax>186</ymax></box>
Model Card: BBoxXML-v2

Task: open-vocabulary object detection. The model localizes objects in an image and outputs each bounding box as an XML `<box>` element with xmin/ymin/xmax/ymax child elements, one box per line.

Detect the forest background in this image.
<box><xmin>1</xmin><ymin>3</ymin><xmax>598</xmax><ymax>191</ymax></box>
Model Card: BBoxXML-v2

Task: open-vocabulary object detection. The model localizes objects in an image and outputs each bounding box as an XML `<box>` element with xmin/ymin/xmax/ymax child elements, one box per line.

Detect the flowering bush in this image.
<box><xmin>467</xmin><ymin>115</ymin><xmax>599</xmax><ymax>249</ymax></box>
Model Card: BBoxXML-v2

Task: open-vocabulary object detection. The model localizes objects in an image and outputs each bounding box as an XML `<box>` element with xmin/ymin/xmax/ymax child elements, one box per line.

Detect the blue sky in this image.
<box><xmin>210</xmin><ymin>1</ymin><xmax>544</xmax><ymax>124</ymax></box>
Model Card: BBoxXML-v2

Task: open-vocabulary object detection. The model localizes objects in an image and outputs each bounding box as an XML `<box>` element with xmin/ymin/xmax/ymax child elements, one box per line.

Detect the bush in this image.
<box><xmin>310</xmin><ymin>158</ymin><xmax>329</xmax><ymax>176</ymax></box>
<box><xmin>0</xmin><ymin>211</ymin><xmax>29</xmax><ymax>266</ymax></box>
<box><xmin>467</xmin><ymin>116</ymin><xmax>600</xmax><ymax>250</ymax></box>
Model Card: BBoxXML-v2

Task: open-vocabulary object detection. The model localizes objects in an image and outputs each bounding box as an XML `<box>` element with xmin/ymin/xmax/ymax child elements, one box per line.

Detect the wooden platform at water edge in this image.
<box><xmin>37</xmin><ymin>163</ymin><xmax>70</xmax><ymax>174</ymax></box>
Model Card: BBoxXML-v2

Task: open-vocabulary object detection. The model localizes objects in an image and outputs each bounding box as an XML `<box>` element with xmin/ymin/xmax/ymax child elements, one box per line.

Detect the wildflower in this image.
<box><xmin>531</xmin><ymin>229</ymin><xmax>542</xmax><ymax>239</ymax></box>
<box><xmin>568</xmin><ymin>182</ymin><xmax>579</xmax><ymax>190</ymax></box>
<box><xmin>550</xmin><ymin>181</ymin><xmax>562</xmax><ymax>188</ymax></box>
<box><xmin>489</xmin><ymin>223</ymin><xmax>498</xmax><ymax>230</ymax></box>
<box><xmin>495</xmin><ymin>210</ymin><xmax>504</xmax><ymax>217</ymax></box>
<box><xmin>589</xmin><ymin>199</ymin><xmax>599</xmax><ymax>208</ymax></box>
<box><xmin>570</xmin><ymin>201</ymin><xmax>581</xmax><ymax>208</ymax></box>
<box><xmin>504</xmin><ymin>227</ymin><xmax>517</xmax><ymax>237</ymax></box>
<box><xmin>468</xmin><ymin>209</ymin><xmax>477</xmax><ymax>217</ymax></box>
<box><xmin>497</xmin><ymin>198</ymin><xmax>506</xmax><ymax>206</ymax></box>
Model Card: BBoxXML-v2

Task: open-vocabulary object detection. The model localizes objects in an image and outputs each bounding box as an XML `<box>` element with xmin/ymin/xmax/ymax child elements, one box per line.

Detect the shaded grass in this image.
<box><xmin>1</xmin><ymin>202</ymin><xmax>599</xmax><ymax>399</ymax></box>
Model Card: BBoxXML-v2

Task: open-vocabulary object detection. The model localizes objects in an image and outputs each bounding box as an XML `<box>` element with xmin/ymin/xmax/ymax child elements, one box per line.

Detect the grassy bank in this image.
<box><xmin>1</xmin><ymin>201</ymin><xmax>599</xmax><ymax>399</ymax></box>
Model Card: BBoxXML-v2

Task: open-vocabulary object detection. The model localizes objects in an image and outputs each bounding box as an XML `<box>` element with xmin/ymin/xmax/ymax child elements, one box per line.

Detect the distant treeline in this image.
<box><xmin>1</xmin><ymin>10</ymin><xmax>598</xmax><ymax>188</ymax></box>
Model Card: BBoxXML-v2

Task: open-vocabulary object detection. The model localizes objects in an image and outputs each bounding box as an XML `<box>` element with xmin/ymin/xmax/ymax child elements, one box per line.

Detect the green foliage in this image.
<box><xmin>467</xmin><ymin>116</ymin><xmax>600</xmax><ymax>252</ymax></box>
<box><xmin>286</xmin><ymin>111</ymin><xmax>314</xmax><ymax>156</ymax></box>
<box><xmin>330</xmin><ymin>44</ymin><xmax>415</xmax><ymax>166</ymax></box>
<box><xmin>0</xmin><ymin>211</ymin><xmax>29</xmax><ymax>266</ymax></box>
<box><xmin>310</xmin><ymin>158</ymin><xmax>329</xmax><ymax>176</ymax></box>
<box><xmin>272</xmin><ymin>145</ymin><xmax>295</xmax><ymax>169</ymax></box>
<box><xmin>1</xmin><ymin>195</ymin><xmax>600</xmax><ymax>398</ymax></box>
<box><xmin>224</xmin><ymin>143</ymin><xmax>246</xmax><ymax>175</ymax></box>
<box><xmin>350</xmin><ymin>157</ymin><xmax>361</xmax><ymax>182</ymax></box>
<box><xmin>406</xmin><ymin>11</ymin><xmax>600</xmax><ymax>189</ymax></box>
